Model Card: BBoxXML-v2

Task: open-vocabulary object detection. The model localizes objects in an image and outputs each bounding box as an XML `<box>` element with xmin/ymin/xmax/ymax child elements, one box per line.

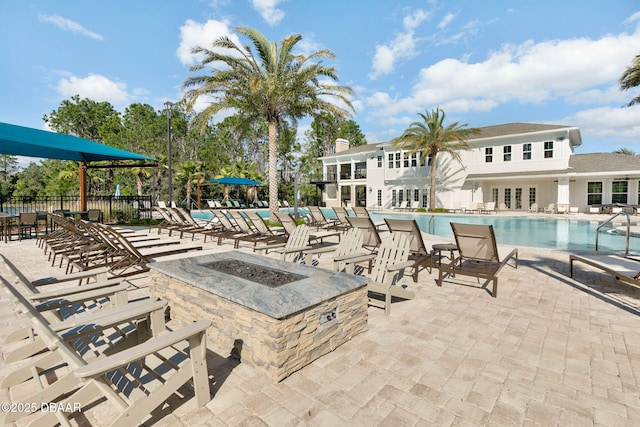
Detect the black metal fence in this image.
<box><xmin>0</xmin><ymin>195</ymin><xmax>153</xmax><ymax>223</ymax></box>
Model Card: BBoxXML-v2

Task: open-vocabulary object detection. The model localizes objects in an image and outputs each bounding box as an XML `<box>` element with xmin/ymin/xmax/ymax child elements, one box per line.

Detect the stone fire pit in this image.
<box><xmin>148</xmin><ymin>251</ymin><xmax>369</xmax><ymax>381</ymax></box>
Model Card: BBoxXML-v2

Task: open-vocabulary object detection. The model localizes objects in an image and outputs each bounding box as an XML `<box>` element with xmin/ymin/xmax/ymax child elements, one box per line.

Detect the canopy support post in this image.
<box><xmin>79</xmin><ymin>161</ymin><xmax>87</xmax><ymax>211</ymax></box>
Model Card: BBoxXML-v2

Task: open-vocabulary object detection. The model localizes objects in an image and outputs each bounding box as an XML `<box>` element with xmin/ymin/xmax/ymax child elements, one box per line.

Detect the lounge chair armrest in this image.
<box><xmin>387</xmin><ymin>261</ymin><xmax>414</xmax><ymax>272</ymax></box>
<box><xmin>303</xmin><ymin>246</ymin><xmax>338</xmax><ymax>256</ymax></box>
<box><xmin>256</xmin><ymin>242</ymin><xmax>287</xmax><ymax>252</ymax></box>
<box><xmin>32</xmin><ymin>283</ymin><xmax>131</xmax><ymax>311</ymax></box>
<box><xmin>31</xmin><ymin>266</ymin><xmax>111</xmax><ymax>287</ymax></box>
<box><xmin>278</xmin><ymin>245</ymin><xmax>313</xmax><ymax>254</ymax></box>
<box><xmin>74</xmin><ymin>320</ymin><xmax>212</xmax><ymax>378</ymax></box>
<box><xmin>340</xmin><ymin>253</ymin><xmax>377</xmax><ymax>264</ymax></box>
<box><xmin>26</xmin><ymin>278</ymin><xmax>126</xmax><ymax>301</ymax></box>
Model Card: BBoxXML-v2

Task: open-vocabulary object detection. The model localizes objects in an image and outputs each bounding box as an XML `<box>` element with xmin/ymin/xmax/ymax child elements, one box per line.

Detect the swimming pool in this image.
<box><xmin>192</xmin><ymin>209</ymin><xmax>637</xmax><ymax>252</ymax></box>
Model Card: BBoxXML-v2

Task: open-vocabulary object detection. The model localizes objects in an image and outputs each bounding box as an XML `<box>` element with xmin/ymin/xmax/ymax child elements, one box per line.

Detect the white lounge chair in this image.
<box><xmin>569</xmin><ymin>254</ymin><xmax>640</xmax><ymax>288</ymax></box>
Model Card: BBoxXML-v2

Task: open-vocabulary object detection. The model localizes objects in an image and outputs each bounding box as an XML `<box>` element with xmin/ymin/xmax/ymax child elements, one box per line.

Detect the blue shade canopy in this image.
<box><xmin>0</xmin><ymin>122</ymin><xmax>154</xmax><ymax>162</ymax></box>
<box><xmin>207</xmin><ymin>177</ymin><xmax>263</xmax><ymax>185</ymax></box>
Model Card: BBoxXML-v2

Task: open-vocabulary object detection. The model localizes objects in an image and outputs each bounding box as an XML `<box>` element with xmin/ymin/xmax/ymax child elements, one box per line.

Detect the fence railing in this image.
<box><xmin>0</xmin><ymin>195</ymin><xmax>153</xmax><ymax>223</ymax></box>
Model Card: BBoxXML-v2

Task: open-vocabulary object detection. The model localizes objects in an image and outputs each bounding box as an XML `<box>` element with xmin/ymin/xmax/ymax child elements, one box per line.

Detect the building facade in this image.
<box><xmin>315</xmin><ymin>123</ymin><xmax>640</xmax><ymax>212</ymax></box>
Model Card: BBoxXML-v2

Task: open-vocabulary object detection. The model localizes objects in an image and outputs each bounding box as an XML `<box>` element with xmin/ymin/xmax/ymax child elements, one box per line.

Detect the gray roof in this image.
<box><xmin>321</xmin><ymin>123</ymin><xmax>579</xmax><ymax>160</ymax></box>
<box><xmin>469</xmin><ymin>122</ymin><xmax>575</xmax><ymax>140</ymax></box>
<box><xmin>320</xmin><ymin>142</ymin><xmax>382</xmax><ymax>159</ymax></box>
<box><xmin>468</xmin><ymin>153</ymin><xmax>640</xmax><ymax>180</ymax></box>
<box><xmin>569</xmin><ymin>152</ymin><xmax>640</xmax><ymax>173</ymax></box>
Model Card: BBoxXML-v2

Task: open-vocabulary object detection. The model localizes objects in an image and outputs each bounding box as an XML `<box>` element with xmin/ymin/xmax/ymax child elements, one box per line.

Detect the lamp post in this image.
<box><xmin>164</xmin><ymin>101</ymin><xmax>174</xmax><ymax>206</ymax></box>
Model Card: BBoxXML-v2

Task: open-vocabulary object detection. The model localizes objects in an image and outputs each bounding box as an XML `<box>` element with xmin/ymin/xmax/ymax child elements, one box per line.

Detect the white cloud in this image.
<box><xmin>39</xmin><ymin>15</ymin><xmax>103</xmax><ymax>40</ymax></box>
<box><xmin>367</xmin><ymin>26</ymin><xmax>640</xmax><ymax>119</ymax></box>
<box><xmin>369</xmin><ymin>9</ymin><xmax>429</xmax><ymax>80</ymax></box>
<box><xmin>251</xmin><ymin>0</ymin><xmax>285</xmax><ymax>26</ymax></box>
<box><xmin>56</xmin><ymin>74</ymin><xmax>130</xmax><ymax>105</ymax></box>
<box><xmin>177</xmin><ymin>19</ymin><xmax>238</xmax><ymax>66</ymax></box>
<box><xmin>438</xmin><ymin>12</ymin><xmax>457</xmax><ymax>30</ymax></box>
<box><xmin>564</xmin><ymin>105</ymin><xmax>640</xmax><ymax>147</ymax></box>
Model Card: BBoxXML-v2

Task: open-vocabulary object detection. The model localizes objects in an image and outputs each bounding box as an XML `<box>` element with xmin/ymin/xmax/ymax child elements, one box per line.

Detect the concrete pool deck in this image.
<box><xmin>1</xmin><ymin>220</ymin><xmax>640</xmax><ymax>425</ymax></box>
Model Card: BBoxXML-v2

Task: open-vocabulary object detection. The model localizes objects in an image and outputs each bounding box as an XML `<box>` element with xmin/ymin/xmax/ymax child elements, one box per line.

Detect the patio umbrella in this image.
<box><xmin>115</xmin><ymin>184</ymin><xmax>121</xmax><ymax>198</ymax></box>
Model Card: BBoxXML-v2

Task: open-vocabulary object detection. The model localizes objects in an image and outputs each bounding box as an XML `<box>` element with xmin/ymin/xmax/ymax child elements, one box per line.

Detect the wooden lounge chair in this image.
<box><xmin>569</xmin><ymin>254</ymin><xmax>640</xmax><ymax>289</ymax></box>
<box><xmin>343</xmin><ymin>232</ymin><xmax>414</xmax><ymax>315</ymax></box>
<box><xmin>275</xmin><ymin>212</ymin><xmax>340</xmax><ymax>245</ymax></box>
<box><xmin>438</xmin><ymin>223</ymin><xmax>518</xmax><ymax>297</ymax></box>
<box><xmin>302</xmin><ymin>227</ymin><xmax>367</xmax><ymax>271</ymax></box>
<box><xmin>384</xmin><ymin>218</ymin><xmax>435</xmax><ymax>282</ymax></box>
<box><xmin>0</xmin><ymin>272</ymin><xmax>212</xmax><ymax>426</ymax></box>
<box><xmin>256</xmin><ymin>223</ymin><xmax>312</xmax><ymax>262</ymax></box>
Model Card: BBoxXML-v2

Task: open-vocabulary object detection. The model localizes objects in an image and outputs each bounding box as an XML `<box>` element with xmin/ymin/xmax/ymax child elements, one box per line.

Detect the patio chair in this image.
<box><xmin>543</xmin><ymin>203</ymin><xmax>555</xmax><ymax>213</ymax></box>
<box><xmin>86</xmin><ymin>208</ymin><xmax>103</xmax><ymax>223</ymax></box>
<box><xmin>18</xmin><ymin>212</ymin><xmax>38</xmax><ymax>240</ymax></box>
<box><xmin>346</xmin><ymin>216</ymin><xmax>382</xmax><ymax>251</ymax></box>
<box><xmin>438</xmin><ymin>223</ymin><xmax>518</xmax><ymax>297</ymax></box>
<box><xmin>275</xmin><ymin>212</ymin><xmax>340</xmax><ymax>245</ymax></box>
<box><xmin>384</xmin><ymin>218</ymin><xmax>435</xmax><ymax>282</ymax></box>
<box><xmin>448</xmin><ymin>201</ymin><xmax>463</xmax><ymax>213</ymax></box>
<box><xmin>0</xmin><ymin>272</ymin><xmax>212</xmax><ymax>426</ymax></box>
<box><xmin>352</xmin><ymin>206</ymin><xmax>370</xmax><ymax>217</ymax></box>
<box><xmin>483</xmin><ymin>201</ymin><xmax>497</xmax><ymax>214</ymax></box>
<box><xmin>528</xmin><ymin>203</ymin><xmax>539</xmax><ymax>213</ymax></box>
<box><xmin>307</xmin><ymin>206</ymin><xmax>336</xmax><ymax>229</ymax></box>
<box><xmin>569</xmin><ymin>254</ymin><xmax>640</xmax><ymax>289</ymax></box>
<box><xmin>302</xmin><ymin>226</ymin><xmax>367</xmax><ymax>271</ymax></box>
<box><xmin>256</xmin><ymin>223</ymin><xmax>312</xmax><ymax>262</ymax></box>
<box><xmin>343</xmin><ymin>232</ymin><xmax>414</xmax><ymax>315</ymax></box>
<box><xmin>330</xmin><ymin>207</ymin><xmax>351</xmax><ymax>230</ymax></box>
<box><xmin>394</xmin><ymin>200</ymin><xmax>408</xmax><ymax>211</ymax></box>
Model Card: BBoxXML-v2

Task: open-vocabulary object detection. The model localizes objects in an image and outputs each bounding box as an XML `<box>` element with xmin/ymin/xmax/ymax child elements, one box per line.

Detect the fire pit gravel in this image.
<box><xmin>200</xmin><ymin>260</ymin><xmax>306</xmax><ymax>288</ymax></box>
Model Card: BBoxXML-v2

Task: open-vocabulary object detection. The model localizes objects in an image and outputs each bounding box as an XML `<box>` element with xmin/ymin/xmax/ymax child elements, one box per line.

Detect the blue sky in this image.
<box><xmin>1</xmin><ymin>0</ymin><xmax>640</xmax><ymax>157</ymax></box>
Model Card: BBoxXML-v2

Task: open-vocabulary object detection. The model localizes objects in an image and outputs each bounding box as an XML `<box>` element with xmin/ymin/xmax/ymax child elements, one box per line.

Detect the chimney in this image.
<box><xmin>335</xmin><ymin>138</ymin><xmax>349</xmax><ymax>153</ymax></box>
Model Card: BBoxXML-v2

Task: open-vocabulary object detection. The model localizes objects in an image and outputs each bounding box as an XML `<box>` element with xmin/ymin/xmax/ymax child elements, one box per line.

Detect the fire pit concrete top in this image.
<box><xmin>148</xmin><ymin>251</ymin><xmax>369</xmax><ymax>319</ymax></box>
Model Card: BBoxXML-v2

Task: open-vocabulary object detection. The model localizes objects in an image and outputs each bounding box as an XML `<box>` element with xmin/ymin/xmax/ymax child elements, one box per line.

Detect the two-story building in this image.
<box><xmin>315</xmin><ymin>123</ymin><xmax>640</xmax><ymax>212</ymax></box>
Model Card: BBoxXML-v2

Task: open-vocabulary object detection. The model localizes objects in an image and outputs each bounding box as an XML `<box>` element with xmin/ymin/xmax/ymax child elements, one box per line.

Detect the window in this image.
<box><xmin>388</xmin><ymin>153</ymin><xmax>394</xmax><ymax>168</ymax></box>
<box><xmin>612</xmin><ymin>180</ymin><xmax>628</xmax><ymax>204</ymax></box>
<box><xmin>354</xmin><ymin>162</ymin><xmax>366</xmax><ymax>179</ymax></box>
<box><xmin>411</xmin><ymin>153</ymin><xmax>417</xmax><ymax>167</ymax></box>
<box><xmin>515</xmin><ymin>188</ymin><xmax>522</xmax><ymax>209</ymax></box>
<box><xmin>377</xmin><ymin>189</ymin><xmax>382</xmax><ymax>207</ymax></box>
<box><xmin>529</xmin><ymin>187</ymin><xmax>536</xmax><ymax>209</ymax></box>
<box><xmin>544</xmin><ymin>141</ymin><xmax>553</xmax><ymax>158</ymax></box>
<box><xmin>414</xmin><ymin>189</ymin><xmax>420</xmax><ymax>202</ymax></box>
<box><xmin>503</xmin><ymin>146</ymin><xmax>512</xmax><ymax>161</ymax></box>
<box><xmin>403</xmin><ymin>153</ymin><xmax>410</xmax><ymax>168</ymax></box>
<box><xmin>395</xmin><ymin>152</ymin><xmax>401</xmax><ymax>168</ymax></box>
<box><xmin>422</xmin><ymin>192</ymin><xmax>428</xmax><ymax>208</ymax></box>
<box><xmin>427</xmin><ymin>154</ymin><xmax>433</xmax><ymax>167</ymax></box>
<box><xmin>492</xmin><ymin>188</ymin><xmax>498</xmax><ymax>203</ymax></box>
<box><xmin>398</xmin><ymin>189</ymin><xmax>404</xmax><ymax>204</ymax></box>
<box><xmin>485</xmin><ymin>147</ymin><xmax>493</xmax><ymax>163</ymax></box>
<box><xmin>391</xmin><ymin>190</ymin><xmax>397</xmax><ymax>207</ymax></box>
<box><xmin>504</xmin><ymin>188</ymin><xmax>512</xmax><ymax>209</ymax></box>
<box><xmin>377</xmin><ymin>155</ymin><xmax>382</xmax><ymax>168</ymax></box>
<box><xmin>587</xmin><ymin>182</ymin><xmax>602</xmax><ymax>205</ymax></box>
<box><xmin>523</xmin><ymin>143</ymin><xmax>532</xmax><ymax>160</ymax></box>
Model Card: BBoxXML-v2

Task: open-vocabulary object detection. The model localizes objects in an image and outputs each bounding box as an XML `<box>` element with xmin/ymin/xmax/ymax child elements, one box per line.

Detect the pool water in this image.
<box><xmin>192</xmin><ymin>209</ymin><xmax>637</xmax><ymax>252</ymax></box>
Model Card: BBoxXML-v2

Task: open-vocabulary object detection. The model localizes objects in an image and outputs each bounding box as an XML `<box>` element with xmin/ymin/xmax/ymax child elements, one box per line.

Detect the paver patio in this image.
<box><xmin>1</xmin><ymin>219</ymin><xmax>639</xmax><ymax>426</ymax></box>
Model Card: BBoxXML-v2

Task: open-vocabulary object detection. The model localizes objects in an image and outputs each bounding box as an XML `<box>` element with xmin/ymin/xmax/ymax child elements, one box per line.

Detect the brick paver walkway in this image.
<box><xmin>1</xmin><ymin>224</ymin><xmax>639</xmax><ymax>426</ymax></box>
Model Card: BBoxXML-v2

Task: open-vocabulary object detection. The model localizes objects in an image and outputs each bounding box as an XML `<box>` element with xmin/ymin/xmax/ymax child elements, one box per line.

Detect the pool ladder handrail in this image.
<box><xmin>427</xmin><ymin>215</ymin><xmax>435</xmax><ymax>234</ymax></box>
<box><xmin>596</xmin><ymin>210</ymin><xmax>630</xmax><ymax>254</ymax></box>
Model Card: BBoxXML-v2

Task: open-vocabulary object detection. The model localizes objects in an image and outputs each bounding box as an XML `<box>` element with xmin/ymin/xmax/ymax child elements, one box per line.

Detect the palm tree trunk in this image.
<box><xmin>268</xmin><ymin>120</ymin><xmax>279</xmax><ymax>221</ymax></box>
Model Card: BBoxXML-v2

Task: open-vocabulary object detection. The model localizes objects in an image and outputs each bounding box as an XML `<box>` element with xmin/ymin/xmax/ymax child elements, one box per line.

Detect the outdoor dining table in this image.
<box><xmin>0</xmin><ymin>213</ymin><xmax>18</xmax><ymax>243</ymax></box>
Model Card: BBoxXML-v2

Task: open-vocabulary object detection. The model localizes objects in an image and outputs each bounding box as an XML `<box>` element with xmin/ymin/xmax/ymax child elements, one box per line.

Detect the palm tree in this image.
<box><xmin>619</xmin><ymin>54</ymin><xmax>640</xmax><ymax>106</ymax></box>
<box><xmin>175</xmin><ymin>160</ymin><xmax>203</xmax><ymax>208</ymax></box>
<box><xmin>183</xmin><ymin>26</ymin><xmax>354</xmax><ymax>220</ymax></box>
<box><xmin>392</xmin><ymin>108</ymin><xmax>480</xmax><ymax>210</ymax></box>
<box><xmin>130</xmin><ymin>165</ymin><xmax>152</xmax><ymax>196</ymax></box>
<box><xmin>614</xmin><ymin>147</ymin><xmax>636</xmax><ymax>155</ymax></box>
